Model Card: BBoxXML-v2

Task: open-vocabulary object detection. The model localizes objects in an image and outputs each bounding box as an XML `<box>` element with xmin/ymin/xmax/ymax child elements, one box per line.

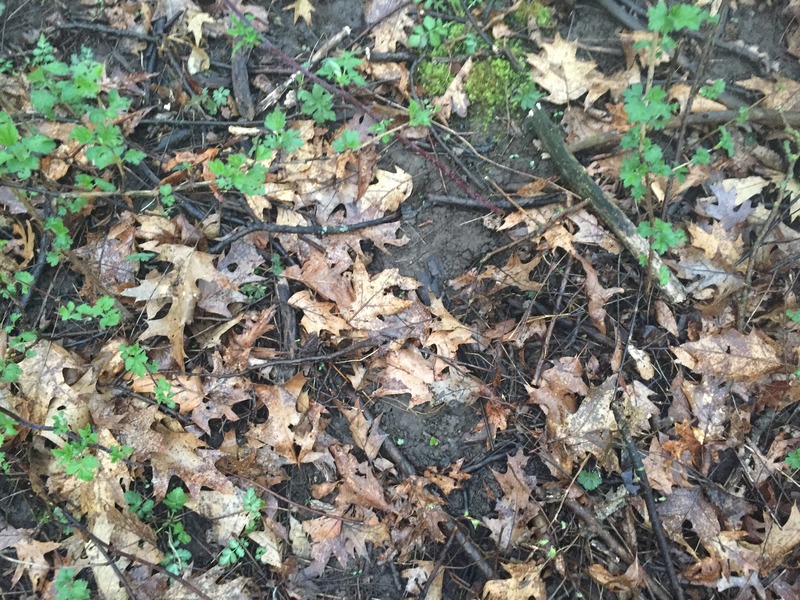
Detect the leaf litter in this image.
<box><xmin>1</xmin><ymin>0</ymin><xmax>800</xmax><ymax>599</ymax></box>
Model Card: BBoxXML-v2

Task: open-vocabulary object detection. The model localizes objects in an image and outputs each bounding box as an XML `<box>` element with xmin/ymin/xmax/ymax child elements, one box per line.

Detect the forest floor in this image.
<box><xmin>2</xmin><ymin>0</ymin><xmax>800</xmax><ymax>598</ymax></box>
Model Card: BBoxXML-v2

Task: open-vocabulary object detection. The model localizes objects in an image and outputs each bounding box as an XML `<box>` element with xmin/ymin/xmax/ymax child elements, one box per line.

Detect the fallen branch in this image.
<box><xmin>526</xmin><ymin>106</ymin><xmax>687</xmax><ymax>303</ymax></box>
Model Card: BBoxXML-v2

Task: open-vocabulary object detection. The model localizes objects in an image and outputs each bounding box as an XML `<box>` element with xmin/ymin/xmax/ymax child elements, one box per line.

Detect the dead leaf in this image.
<box><xmin>187</xmin><ymin>45</ymin><xmax>210</xmax><ymax>74</ymax></box>
<box><xmin>482</xmin><ymin>561</ymin><xmax>546</xmax><ymax>600</ymax></box>
<box><xmin>588</xmin><ymin>558</ymin><xmax>645</xmax><ymax>593</ymax></box>
<box><xmin>284</xmin><ymin>0</ymin><xmax>315</xmax><ymax>25</ymax></box>
<box><xmin>150</xmin><ymin>427</ymin><xmax>234</xmax><ymax>500</ymax></box>
<box><xmin>737</xmin><ymin>75</ymin><xmax>800</xmax><ymax>111</ymax></box>
<box><xmin>658</xmin><ymin>487</ymin><xmax>721</xmax><ymax>551</ymax></box>
<box><xmin>187</xmin><ymin>10</ymin><xmax>214</xmax><ymax>44</ymax></box>
<box><xmin>11</xmin><ymin>538</ymin><xmax>60</xmax><ymax>591</ymax></box>
<box><xmin>672</xmin><ymin>329</ymin><xmax>782</xmax><ymax>382</ymax></box>
<box><xmin>483</xmin><ymin>451</ymin><xmax>541</xmax><ymax>550</ymax></box>
<box><xmin>654</xmin><ymin>300</ymin><xmax>679</xmax><ymax>336</ymax></box>
<box><xmin>330</xmin><ymin>445</ymin><xmax>393</xmax><ymax>512</ymax></box>
<box><xmin>573</xmin><ymin>253</ymin><xmax>623</xmax><ymax>335</ymax></box>
<box><xmin>527</xmin><ymin>34</ymin><xmax>638</xmax><ymax>107</ymax></box>
<box><xmin>432</xmin><ymin>58</ymin><xmax>471</xmax><ymax>121</ymax></box>
<box><xmin>365</xmin><ymin>0</ymin><xmax>412</xmax><ymax>52</ymax></box>
<box><xmin>122</xmin><ymin>244</ymin><xmax>246</xmax><ymax>365</ymax></box>
<box><xmin>251</xmin><ymin>377</ymin><xmax>329</xmax><ymax>466</ymax></box>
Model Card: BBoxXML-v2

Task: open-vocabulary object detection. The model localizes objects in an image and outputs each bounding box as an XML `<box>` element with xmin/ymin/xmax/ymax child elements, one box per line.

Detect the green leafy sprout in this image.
<box><xmin>59</xmin><ymin>296</ymin><xmax>121</xmax><ymax>329</ymax></box>
<box><xmin>298</xmin><ymin>83</ymin><xmax>336</xmax><ymax>124</ymax></box>
<box><xmin>53</xmin><ymin>567</ymin><xmax>90</xmax><ymax>600</ymax></box>
<box><xmin>577</xmin><ymin>469</ymin><xmax>602</xmax><ymax>491</ymax></box>
<box><xmin>229</xmin><ymin>14</ymin><xmax>261</xmax><ymax>54</ymax></box>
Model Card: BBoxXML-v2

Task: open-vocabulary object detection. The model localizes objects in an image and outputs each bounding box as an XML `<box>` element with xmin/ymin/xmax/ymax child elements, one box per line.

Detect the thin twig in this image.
<box><xmin>609</xmin><ymin>283</ymin><xmax>686</xmax><ymax>600</ymax></box>
<box><xmin>59</xmin><ymin>508</ymin><xmax>214</xmax><ymax>600</ymax></box>
<box><xmin>207</xmin><ymin>211</ymin><xmax>402</xmax><ymax>253</ymax></box>
<box><xmin>662</xmin><ymin>0</ymin><xmax>729</xmax><ymax>211</ymax></box>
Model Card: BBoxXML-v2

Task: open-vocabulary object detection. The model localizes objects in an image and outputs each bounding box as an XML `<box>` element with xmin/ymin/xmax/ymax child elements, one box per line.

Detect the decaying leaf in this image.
<box><xmin>673</xmin><ymin>329</ymin><xmax>782</xmax><ymax>383</ymax></box>
<box><xmin>284</xmin><ymin>0</ymin><xmax>315</xmax><ymax>25</ymax></box>
<box><xmin>482</xmin><ymin>561</ymin><xmax>546</xmax><ymax>600</ymax></box>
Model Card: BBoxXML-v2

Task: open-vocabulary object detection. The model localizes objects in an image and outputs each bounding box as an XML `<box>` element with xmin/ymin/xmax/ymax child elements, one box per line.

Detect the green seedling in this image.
<box><xmin>53</xmin><ymin>567</ymin><xmax>90</xmax><ymax>600</ymax></box>
<box><xmin>577</xmin><ymin>469</ymin><xmax>602</xmax><ymax>491</ymax></box>
<box><xmin>317</xmin><ymin>51</ymin><xmax>366</xmax><ymax>87</ymax></box>
<box><xmin>332</xmin><ymin>129</ymin><xmax>361</xmax><ymax>153</ymax></box>
<box><xmin>298</xmin><ymin>83</ymin><xmax>336</xmax><ymax>124</ymax></box>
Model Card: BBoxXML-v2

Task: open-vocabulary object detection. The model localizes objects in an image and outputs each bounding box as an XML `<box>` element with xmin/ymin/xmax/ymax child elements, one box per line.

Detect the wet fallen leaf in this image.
<box><xmin>672</xmin><ymin>329</ymin><xmax>782</xmax><ymax>383</ymax></box>
<box><xmin>284</xmin><ymin>0</ymin><xmax>315</xmax><ymax>25</ymax></box>
<box><xmin>482</xmin><ymin>561</ymin><xmax>546</xmax><ymax>600</ymax></box>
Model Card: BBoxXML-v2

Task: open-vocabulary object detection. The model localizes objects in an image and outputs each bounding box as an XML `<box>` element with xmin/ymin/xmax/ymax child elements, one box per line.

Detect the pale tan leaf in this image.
<box><xmin>482</xmin><ymin>561</ymin><xmax>546</xmax><ymax>600</ymax></box>
<box><xmin>150</xmin><ymin>428</ymin><xmax>234</xmax><ymax>500</ymax></box>
<box><xmin>672</xmin><ymin>329</ymin><xmax>782</xmax><ymax>382</ymax></box>
<box><xmin>11</xmin><ymin>538</ymin><xmax>60</xmax><ymax>589</ymax></box>
<box><xmin>186</xmin><ymin>10</ymin><xmax>214</xmax><ymax>45</ymax></box>
<box><xmin>284</xmin><ymin>0</ymin><xmax>315</xmax><ymax>25</ymax></box>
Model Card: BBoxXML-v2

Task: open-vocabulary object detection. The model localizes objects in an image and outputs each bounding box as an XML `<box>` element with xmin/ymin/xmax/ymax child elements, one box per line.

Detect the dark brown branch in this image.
<box><xmin>525</xmin><ymin>106</ymin><xmax>687</xmax><ymax>303</ymax></box>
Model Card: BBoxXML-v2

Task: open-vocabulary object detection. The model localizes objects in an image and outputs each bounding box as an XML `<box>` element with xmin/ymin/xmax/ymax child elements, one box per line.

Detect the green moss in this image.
<box><xmin>464</xmin><ymin>58</ymin><xmax>528</xmax><ymax>123</ymax></box>
<box><xmin>417</xmin><ymin>61</ymin><xmax>452</xmax><ymax>97</ymax></box>
<box><xmin>509</xmin><ymin>0</ymin><xmax>554</xmax><ymax>28</ymax></box>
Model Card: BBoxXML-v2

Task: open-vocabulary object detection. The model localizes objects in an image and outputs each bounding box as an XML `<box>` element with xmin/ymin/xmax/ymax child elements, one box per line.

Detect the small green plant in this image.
<box><xmin>71</xmin><ymin>90</ymin><xmax>146</xmax><ymax>169</ymax></box>
<box><xmin>618</xmin><ymin>2</ymin><xmax>716</xmax><ymax>288</ymax></box>
<box><xmin>0</xmin><ymin>110</ymin><xmax>57</xmax><ymax>179</ymax></box>
<box><xmin>513</xmin><ymin>80</ymin><xmax>545</xmax><ymax>111</ymax></box>
<box><xmin>332</xmin><ymin>129</ymin><xmax>360</xmax><ymax>153</ymax></box>
<box><xmin>229</xmin><ymin>15</ymin><xmax>260</xmax><ymax>54</ymax></box>
<box><xmin>50</xmin><ymin>416</ymin><xmax>132</xmax><ymax>481</ymax></box>
<box><xmin>125</xmin><ymin>489</ymin><xmax>156</xmax><ymax>521</ymax></box>
<box><xmin>699</xmin><ymin>78</ymin><xmax>725</xmax><ymax>100</ymax></box>
<box><xmin>251</xmin><ymin>108</ymin><xmax>304</xmax><ymax>161</ymax></box>
<box><xmin>577</xmin><ymin>469</ymin><xmax>602</xmax><ymax>491</ymax></box>
<box><xmin>158</xmin><ymin>183</ymin><xmax>176</xmax><ymax>214</ymax></box>
<box><xmin>408</xmin><ymin>15</ymin><xmax>451</xmax><ymax>49</ymax></box>
<box><xmin>428</xmin><ymin>436</ymin><xmax>440</xmax><ymax>447</ymax></box>
<box><xmin>242</xmin><ymin>282</ymin><xmax>268</xmax><ymax>302</ymax></box>
<box><xmin>153</xmin><ymin>377</ymin><xmax>177</xmax><ymax>409</ymax></box>
<box><xmin>44</xmin><ymin>216</ymin><xmax>73</xmax><ymax>266</ymax></box>
<box><xmin>317</xmin><ymin>51</ymin><xmax>366</xmax><ymax>87</ymax></box>
<box><xmin>209</xmin><ymin>152</ymin><xmax>267</xmax><ymax>195</ymax></box>
<box><xmin>786</xmin><ymin>448</ymin><xmax>800</xmax><ymax>470</ymax></box>
<box><xmin>0</xmin><ymin>313</ymin><xmax>36</xmax><ymax>384</ymax></box>
<box><xmin>269</xmin><ymin>254</ymin><xmax>284</xmax><ymax>276</ymax></box>
<box><xmin>53</xmin><ymin>567</ymin><xmax>90</xmax><ymax>600</ymax></box>
<box><xmin>788</xmin><ymin>309</ymin><xmax>800</xmax><ymax>324</ymax></box>
<box><xmin>369</xmin><ymin>118</ymin><xmax>395</xmax><ymax>143</ymax></box>
<box><xmin>637</xmin><ymin>218</ymin><xmax>686</xmax><ymax>255</ymax></box>
<box><xmin>119</xmin><ymin>342</ymin><xmax>157</xmax><ymax>377</ymax></box>
<box><xmin>0</xmin><ymin>269</ymin><xmax>33</xmax><ymax>300</ymax></box>
<box><xmin>51</xmin><ymin>419</ymin><xmax>99</xmax><ymax>482</ymax></box>
<box><xmin>159</xmin><ymin>486</ymin><xmax>193</xmax><ymax>575</ymax></box>
<box><xmin>164</xmin><ymin>487</ymin><xmax>189</xmax><ymax>511</ymax></box>
<box><xmin>219</xmin><ymin>537</ymin><xmax>246</xmax><ymax>567</ymax></box>
<box><xmin>161</xmin><ymin>545</ymin><xmax>193</xmax><ymax>576</ymax></box>
<box><xmin>59</xmin><ymin>295</ymin><xmax>121</xmax><ymax>329</ymax></box>
<box><xmin>297</xmin><ymin>83</ymin><xmax>336</xmax><ymax>124</ymax></box>
<box><xmin>0</xmin><ymin>412</ymin><xmax>18</xmax><ymax>472</ymax></box>
<box><xmin>242</xmin><ymin>486</ymin><xmax>265</xmax><ymax>532</ymax></box>
<box><xmin>188</xmin><ymin>87</ymin><xmax>231</xmax><ymax>115</ymax></box>
<box><xmin>408</xmin><ymin>99</ymin><xmax>433</xmax><ymax>127</ymax></box>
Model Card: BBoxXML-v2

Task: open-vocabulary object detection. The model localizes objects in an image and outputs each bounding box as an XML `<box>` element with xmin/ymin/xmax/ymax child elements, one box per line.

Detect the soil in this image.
<box><xmin>1</xmin><ymin>0</ymin><xmax>799</xmax><ymax>598</ymax></box>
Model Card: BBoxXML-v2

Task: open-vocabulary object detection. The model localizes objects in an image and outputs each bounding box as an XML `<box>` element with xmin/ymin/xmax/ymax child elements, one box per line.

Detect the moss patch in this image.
<box><xmin>508</xmin><ymin>0</ymin><xmax>554</xmax><ymax>28</ymax></box>
<box><xmin>417</xmin><ymin>61</ymin><xmax>452</xmax><ymax>97</ymax></box>
<box><xmin>464</xmin><ymin>57</ymin><xmax>528</xmax><ymax>123</ymax></box>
